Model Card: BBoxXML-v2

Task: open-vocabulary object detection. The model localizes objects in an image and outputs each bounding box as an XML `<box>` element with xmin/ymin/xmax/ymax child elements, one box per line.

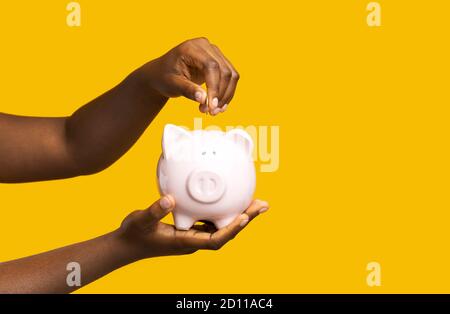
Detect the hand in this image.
<box><xmin>134</xmin><ymin>37</ymin><xmax>240</xmax><ymax>115</ymax></box>
<box><xmin>114</xmin><ymin>196</ymin><xmax>269</xmax><ymax>260</ymax></box>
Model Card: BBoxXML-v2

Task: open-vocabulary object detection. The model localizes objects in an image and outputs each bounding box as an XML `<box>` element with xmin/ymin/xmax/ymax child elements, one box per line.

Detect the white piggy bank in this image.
<box><xmin>157</xmin><ymin>124</ymin><xmax>256</xmax><ymax>230</ymax></box>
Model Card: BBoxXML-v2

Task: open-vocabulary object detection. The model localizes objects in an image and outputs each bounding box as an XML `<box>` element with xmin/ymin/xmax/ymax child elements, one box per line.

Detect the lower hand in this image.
<box><xmin>114</xmin><ymin>196</ymin><xmax>269</xmax><ymax>260</ymax></box>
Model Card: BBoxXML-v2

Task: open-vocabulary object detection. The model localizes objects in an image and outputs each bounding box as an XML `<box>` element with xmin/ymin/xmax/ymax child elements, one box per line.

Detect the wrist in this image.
<box><xmin>106</xmin><ymin>229</ymin><xmax>145</xmax><ymax>266</ymax></box>
<box><xmin>129</xmin><ymin>62</ymin><xmax>169</xmax><ymax>106</ymax></box>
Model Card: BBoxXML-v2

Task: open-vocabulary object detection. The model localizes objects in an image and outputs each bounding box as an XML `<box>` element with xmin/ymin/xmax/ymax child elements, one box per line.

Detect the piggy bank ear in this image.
<box><xmin>226</xmin><ymin>129</ymin><xmax>254</xmax><ymax>157</ymax></box>
<box><xmin>162</xmin><ymin>124</ymin><xmax>192</xmax><ymax>159</ymax></box>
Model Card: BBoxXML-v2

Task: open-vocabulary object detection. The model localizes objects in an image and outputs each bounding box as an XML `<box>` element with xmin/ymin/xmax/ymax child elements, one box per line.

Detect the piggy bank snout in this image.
<box><xmin>187</xmin><ymin>170</ymin><xmax>226</xmax><ymax>204</ymax></box>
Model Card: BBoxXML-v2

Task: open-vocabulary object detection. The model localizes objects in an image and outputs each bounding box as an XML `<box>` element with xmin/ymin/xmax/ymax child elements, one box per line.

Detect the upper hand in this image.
<box><xmin>136</xmin><ymin>37</ymin><xmax>240</xmax><ymax>115</ymax></box>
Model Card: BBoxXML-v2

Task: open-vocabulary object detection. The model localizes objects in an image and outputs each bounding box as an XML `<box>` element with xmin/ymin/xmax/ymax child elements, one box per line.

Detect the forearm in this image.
<box><xmin>0</xmin><ymin>70</ymin><xmax>168</xmax><ymax>183</ymax></box>
<box><xmin>0</xmin><ymin>38</ymin><xmax>235</xmax><ymax>183</ymax></box>
<box><xmin>65</xmin><ymin>71</ymin><xmax>168</xmax><ymax>175</ymax></box>
<box><xmin>0</xmin><ymin>230</ymin><xmax>137</xmax><ymax>293</ymax></box>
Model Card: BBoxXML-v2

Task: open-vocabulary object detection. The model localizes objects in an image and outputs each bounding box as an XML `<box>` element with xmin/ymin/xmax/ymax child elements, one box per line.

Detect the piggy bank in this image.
<box><xmin>157</xmin><ymin>124</ymin><xmax>256</xmax><ymax>230</ymax></box>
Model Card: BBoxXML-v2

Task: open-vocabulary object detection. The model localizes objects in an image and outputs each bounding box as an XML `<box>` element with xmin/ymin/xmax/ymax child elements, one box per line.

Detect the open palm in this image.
<box><xmin>117</xmin><ymin>196</ymin><xmax>269</xmax><ymax>259</ymax></box>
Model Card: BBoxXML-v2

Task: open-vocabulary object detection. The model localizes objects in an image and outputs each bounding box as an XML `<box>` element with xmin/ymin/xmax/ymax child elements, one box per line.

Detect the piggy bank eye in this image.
<box><xmin>212</xmin><ymin>151</ymin><xmax>216</xmax><ymax>155</ymax></box>
<box><xmin>202</xmin><ymin>151</ymin><xmax>206</xmax><ymax>155</ymax></box>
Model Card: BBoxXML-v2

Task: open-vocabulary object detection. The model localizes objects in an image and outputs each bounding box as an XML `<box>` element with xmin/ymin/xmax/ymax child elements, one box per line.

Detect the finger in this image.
<box><xmin>203</xmin><ymin>59</ymin><xmax>221</xmax><ymax>114</ymax></box>
<box><xmin>243</xmin><ymin>199</ymin><xmax>270</xmax><ymax>222</ymax></box>
<box><xmin>187</xmin><ymin>48</ymin><xmax>221</xmax><ymax>113</ymax></box>
<box><xmin>210</xmin><ymin>46</ymin><xmax>239</xmax><ymax>110</ymax></box>
<box><xmin>175</xmin><ymin>200</ymin><xmax>269</xmax><ymax>251</ymax></box>
<box><xmin>208</xmin><ymin>46</ymin><xmax>233</xmax><ymax>114</ymax></box>
<box><xmin>206</xmin><ymin>199</ymin><xmax>270</xmax><ymax>249</ymax></box>
<box><xmin>138</xmin><ymin>195</ymin><xmax>175</xmax><ymax>225</ymax></box>
<box><xmin>207</xmin><ymin>214</ymin><xmax>250</xmax><ymax>250</ymax></box>
<box><xmin>218</xmin><ymin>60</ymin><xmax>239</xmax><ymax>111</ymax></box>
<box><xmin>199</xmin><ymin>98</ymin><xmax>208</xmax><ymax>114</ymax></box>
<box><xmin>181</xmin><ymin>213</ymin><xmax>252</xmax><ymax>250</ymax></box>
<box><xmin>169</xmin><ymin>76</ymin><xmax>207</xmax><ymax>104</ymax></box>
<box><xmin>179</xmin><ymin>44</ymin><xmax>222</xmax><ymax>113</ymax></box>
<box><xmin>174</xmin><ymin>228</ymin><xmax>214</xmax><ymax>249</ymax></box>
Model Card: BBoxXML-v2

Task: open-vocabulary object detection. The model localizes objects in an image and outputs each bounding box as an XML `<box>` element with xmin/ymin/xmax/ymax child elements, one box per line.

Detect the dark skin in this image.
<box><xmin>0</xmin><ymin>37</ymin><xmax>239</xmax><ymax>183</ymax></box>
<box><xmin>0</xmin><ymin>197</ymin><xmax>269</xmax><ymax>293</ymax></box>
<box><xmin>0</xmin><ymin>38</ymin><xmax>269</xmax><ymax>293</ymax></box>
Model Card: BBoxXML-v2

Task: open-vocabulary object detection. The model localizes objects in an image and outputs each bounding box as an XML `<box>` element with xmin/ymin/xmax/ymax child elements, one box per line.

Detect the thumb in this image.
<box><xmin>171</xmin><ymin>76</ymin><xmax>207</xmax><ymax>105</ymax></box>
<box><xmin>140</xmin><ymin>195</ymin><xmax>175</xmax><ymax>225</ymax></box>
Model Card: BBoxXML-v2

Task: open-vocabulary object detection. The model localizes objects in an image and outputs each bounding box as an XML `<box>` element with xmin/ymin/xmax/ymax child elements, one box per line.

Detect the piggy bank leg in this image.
<box><xmin>213</xmin><ymin>216</ymin><xmax>236</xmax><ymax>229</ymax></box>
<box><xmin>173</xmin><ymin>213</ymin><xmax>196</xmax><ymax>231</ymax></box>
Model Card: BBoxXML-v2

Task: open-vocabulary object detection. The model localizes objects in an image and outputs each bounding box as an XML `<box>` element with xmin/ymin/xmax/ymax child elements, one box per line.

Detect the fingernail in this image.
<box><xmin>256</xmin><ymin>199</ymin><xmax>270</xmax><ymax>208</ymax></box>
<box><xmin>195</xmin><ymin>91</ymin><xmax>203</xmax><ymax>102</ymax></box>
<box><xmin>220</xmin><ymin>104</ymin><xmax>228</xmax><ymax>112</ymax></box>
<box><xmin>211</xmin><ymin>108</ymin><xmax>221</xmax><ymax>116</ymax></box>
<box><xmin>259</xmin><ymin>207</ymin><xmax>269</xmax><ymax>214</ymax></box>
<box><xmin>212</xmin><ymin>97</ymin><xmax>219</xmax><ymax>108</ymax></box>
<box><xmin>160</xmin><ymin>197</ymin><xmax>172</xmax><ymax>210</ymax></box>
<box><xmin>239</xmin><ymin>215</ymin><xmax>249</xmax><ymax>227</ymax></box>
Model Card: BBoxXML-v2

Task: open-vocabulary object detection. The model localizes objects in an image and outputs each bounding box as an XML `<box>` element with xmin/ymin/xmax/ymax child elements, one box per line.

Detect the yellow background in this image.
<box><xmin>0</xmin><ymin>0</ymin><xmax>449</xmax><ymax>293</ymax></box>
